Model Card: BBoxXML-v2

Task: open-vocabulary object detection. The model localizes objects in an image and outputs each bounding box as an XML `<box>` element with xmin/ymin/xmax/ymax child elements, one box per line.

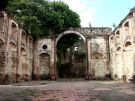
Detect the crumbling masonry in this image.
<box><xmin>0</xmin><ymin>7</ymin><xmax>135</xmax><ymax>84</ymax></box>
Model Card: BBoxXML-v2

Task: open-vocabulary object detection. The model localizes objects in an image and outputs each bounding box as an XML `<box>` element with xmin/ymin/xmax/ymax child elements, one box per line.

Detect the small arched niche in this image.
<box><xmin>0</xmin><ymin>12</ymin><xmax>4</xmax><ymax>18</ymax></box>
<box><xmin>116</xmin><ymin>30</ymin><xmax>120</xmax><ymax>35</ymax></box>
<box><xmin>124</xmin><ymin>21</ymin><xmax>129</xmax><ymax>27</ymax></box>
<box><xmin>21</xmin><ymin>31</ymin><xmax>26</xmax><ymax>41</ymax></box>
<box><xmin>125</xmin><ymin>41</ymin><xmax>132</xmax><ymax>51</ymax></box>
<box><xmin>21</xmin><ymin>31</ymin><xmax>26</xmax><ymax>45</ymax></box>
<box><xmin>125</xmin><ymin>41</ymin><xmax>131</xmax><ymax>47</ymax></box>
<box><xmin>0</xmin><ymin>12</ymin><xmax>4</xmax><ymax>28</ymax></box>
<box><xmin>9</xmin><ymin>42</ymin><xmax>16</xmax><ymax>51</ymax></box>
<box><xmin>11</xmin><ymin>22</ymin><xmax>17</xmax><ymax>37</ymax></box>
<box><xmin>117</xmin><ymin>46</ymin><xmax>121</xmax><ymax>52</ymax></box>
<box><xmin>20</xmin><ymin>47</ymin><xmax>26</xmax><ymax>56</ymax></box>
<box><xmin>115</xmin><ymin>30</ymin><xmax>120</xmax><ymax>38</ymax></box>
<box><xmin>123</xmin><ymin>21</ymin><xmax>129</xmax><ymax>33</ymax></box>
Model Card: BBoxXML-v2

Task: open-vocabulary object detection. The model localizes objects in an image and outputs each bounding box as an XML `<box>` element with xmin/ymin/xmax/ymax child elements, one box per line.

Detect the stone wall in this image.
<box><xmin>56</xmin><ymin>28</ymin><xmax>111</xmax><ymax>79</ymax></box>
<box><xmin>33</xmin><ymin>38</ymin><xmax>55</xmax><ymax>80</ymax></box>
<box><xmin>0</xmin><ymin>11</ymin><xmax>33</xmax><ymax>84</ymax></box>
<box><xmin>110</xmin><ymin>7</ymin><xmax>135</xmax><ymax>81</ymax></box>
<box><xmin>87</xmin><ymin>36</ymin><xmax>110</xmax><ymax>79</ymax></box>
<box><xmin>0</xmin><ymin>11</ymin><xmax>112</xmax><ymax>83</ymax></box>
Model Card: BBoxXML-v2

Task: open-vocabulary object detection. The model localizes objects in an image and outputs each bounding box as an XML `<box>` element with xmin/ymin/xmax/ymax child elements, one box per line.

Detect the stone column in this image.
<box><xmin>86</xmin><ymin>39</ymin><xmax>93</xmax><ymax>80</ymax></box>
<box><xmin>105</xmin><ymin>36</ymin><xmax>110</xmax><ymax>75</ymax></box>
<box><xmin>50</xmin><ymin>39</ymin><xmax>57</xmax><ymax>80</ymax></box>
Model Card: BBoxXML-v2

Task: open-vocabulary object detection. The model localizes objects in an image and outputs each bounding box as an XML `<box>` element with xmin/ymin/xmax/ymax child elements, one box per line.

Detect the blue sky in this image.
<box><xmin>54</xmin><ymin>0</ymin><xmax>135</xmax><ymax>28</ymax></box>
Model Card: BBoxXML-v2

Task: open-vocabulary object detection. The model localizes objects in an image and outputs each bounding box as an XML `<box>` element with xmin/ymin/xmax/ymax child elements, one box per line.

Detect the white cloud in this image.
<box><xmin>52</xmin><ymin>0</ymin><xmax>97</xmax><ymax>27</ymax></box>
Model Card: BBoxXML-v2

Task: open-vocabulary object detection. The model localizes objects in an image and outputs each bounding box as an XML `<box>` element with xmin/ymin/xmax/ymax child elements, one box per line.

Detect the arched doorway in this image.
<box><xmin>56</xmin><ymin>31</ymin><xmax>87</xmax><ymax>79</ymax></box>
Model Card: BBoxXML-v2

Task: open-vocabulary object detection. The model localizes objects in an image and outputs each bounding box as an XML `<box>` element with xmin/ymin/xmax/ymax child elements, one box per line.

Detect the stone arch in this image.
<box><xmin>124</xmin><ymin>41</ymin><xmax>132</xmax><ymax>51</ymax></box>
<box><xmin>39</xmin><ymin>53</ymin><xmax>50</xmax><ymax>80</ymax></box>
<box><xmin>56</xmin><ymin>30</ymin><xmax>86</xmax><ymax>46</ymax></box>
<box><xmin>11</xmin><ymin>21</ymin><xmax>17</xmax><ymax>39</ymax></box>
<box><xmin>55</xmin><ymin>30</ymin><xmax>88</xmax><ymax>78</ymax></box>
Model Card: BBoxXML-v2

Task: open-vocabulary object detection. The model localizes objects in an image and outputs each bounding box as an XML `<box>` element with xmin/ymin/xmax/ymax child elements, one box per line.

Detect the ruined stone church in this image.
<box><xmin>0</xmin><ymin>7</ymin><xmax>135</xmax><ymax>84</ymax></box>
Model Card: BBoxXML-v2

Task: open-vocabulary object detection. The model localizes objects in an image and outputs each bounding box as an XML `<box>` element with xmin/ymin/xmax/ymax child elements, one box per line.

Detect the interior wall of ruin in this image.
<box><xmin>110</xmin><ymin>9</ymin><xmax>135</xmax><ymax>81</ymax></box>
<box><xmin>34</xmin><ymin>38</ymin><xmax>55</xmax><ymax>80</ymax></box>
<box><xmin>0</xmin><ymin>11</ymin><xmax>33</xmax><ymax>84</ymax></box>
<box><xmin>88</xmin><ymin>36</ymin><xmax>110</xmax><ymax>78</ymax></box>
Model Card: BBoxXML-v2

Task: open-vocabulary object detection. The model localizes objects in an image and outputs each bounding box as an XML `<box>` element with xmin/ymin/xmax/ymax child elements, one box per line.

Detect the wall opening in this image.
<box><xmin>39</xmin><ymin>53</ymin><xmax>50</xmax><ymax>80</ymax></box>
<box><xmin>56</xmin><ymin>31</ymin><xmax>87</xmax><ymax>78</ymax></box>
<box><xmin>124</xmin><ymin>41</ymin><xmax>132</xmax><ymax>51</ymax></box>
<box><xmin>124</xmin><ymin>21</ymin><xmax>129</xmax><ymax>33</ymax></box>
<box><xmin>125</xmin><ymin>41</ymin><xmax>132</xmax><ymax>47</ymax></box>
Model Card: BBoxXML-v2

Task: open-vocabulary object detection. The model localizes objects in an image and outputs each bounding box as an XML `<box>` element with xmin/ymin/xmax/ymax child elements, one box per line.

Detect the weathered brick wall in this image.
<box><xmin>0</xmin><ymin>11</ymin><xmax>112</xmax><ymax>83</ymax></box>
<box><xmin>110</xmin><ymin>7</ymin><xmax>135</xmax><ymax>81</ymax></box>
<box><xmin>87</xmin><ymin>36</ymin><xmax>110</xmax><ymax>78</ymax></box>
<box><xmin>34</xmin><ymin>38</ymin><xmax>55</xmax><ymax>80</ymax></box>
<box><xmin>0</xmin><ymin>11</ymin><xmax>34</xmax><ymax>84</ymax></box>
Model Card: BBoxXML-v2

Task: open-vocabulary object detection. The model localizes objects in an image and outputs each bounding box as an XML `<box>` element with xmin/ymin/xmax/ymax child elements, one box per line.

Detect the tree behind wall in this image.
<box><xmin>6</xmin><ymin>0</ymin><xmax>81</xmax><ymax>39</ymax></box>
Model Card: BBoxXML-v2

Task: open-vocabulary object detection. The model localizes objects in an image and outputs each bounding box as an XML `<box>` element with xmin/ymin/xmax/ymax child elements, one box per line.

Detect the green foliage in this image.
<box><xmin>6</xmin><ymin>0</ymin><xmax>80</xmax><ymax>39</ymax></box>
